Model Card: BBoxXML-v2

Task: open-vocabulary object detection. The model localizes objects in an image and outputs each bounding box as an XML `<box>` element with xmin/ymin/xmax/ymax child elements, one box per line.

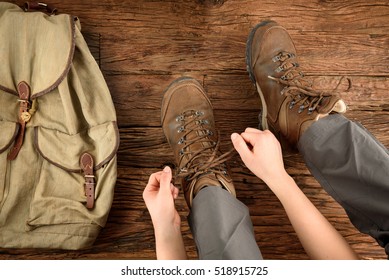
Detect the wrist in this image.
<box><xmin>154</xmin><ymin>223</ymin><xmax>187</xmax><ymax>260</ymax></box>
<box><xmin>154</xmin><ymin>221</ymin><xmax>182</xmax><ymax>242</ymax></box>
<box><xmin>263</xmin><ymin>171</ymin><xmax>295</xmax><ymax>194</ymax></box>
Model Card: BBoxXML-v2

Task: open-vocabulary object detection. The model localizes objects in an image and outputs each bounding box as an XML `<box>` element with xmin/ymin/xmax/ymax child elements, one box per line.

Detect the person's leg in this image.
<box><xmin>189</xmin><ymin>186</ymin><xmax>262</xmax><ymax>260</ymax></box>
<box><xmin>298</xmin><ymin>114</ymin><xmax>389</xmax><ymax>255</ymax></box>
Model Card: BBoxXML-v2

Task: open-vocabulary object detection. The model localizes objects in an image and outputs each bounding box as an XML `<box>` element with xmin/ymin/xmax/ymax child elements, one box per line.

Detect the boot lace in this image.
<box><xmin>175</xmin><ymin>110</ymin><xmax>235</xmax><ymax>182</ymax></box>
<box><xmin>267</xmin><ymin>51</ymin><xmax>350</xmax><ymax>114</ymax></box>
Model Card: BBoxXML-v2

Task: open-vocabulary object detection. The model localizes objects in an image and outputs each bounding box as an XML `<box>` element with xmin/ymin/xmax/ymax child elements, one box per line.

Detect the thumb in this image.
<box><xmin>231</xmin><ymin>133</ymin><xmax>252</xmax><ymax>162</ymax></box>
<box><xmin>160</xmin><ymin>166</ymin><xmax>173</xmax><ymax>193</ymax></box>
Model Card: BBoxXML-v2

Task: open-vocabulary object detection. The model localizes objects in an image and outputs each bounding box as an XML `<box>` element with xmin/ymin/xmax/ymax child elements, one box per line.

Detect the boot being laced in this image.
<box><xmin>161</xmin><ymin>77</ymin><xmax>236</xmax><ymax>208</ymax></box>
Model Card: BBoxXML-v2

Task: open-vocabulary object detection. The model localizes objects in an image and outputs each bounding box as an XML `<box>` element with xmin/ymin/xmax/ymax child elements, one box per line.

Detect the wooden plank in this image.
<box><xmin>100</xmin><ymin>33</ymin><xmax>389</xmax><ymax>76</ymax></box>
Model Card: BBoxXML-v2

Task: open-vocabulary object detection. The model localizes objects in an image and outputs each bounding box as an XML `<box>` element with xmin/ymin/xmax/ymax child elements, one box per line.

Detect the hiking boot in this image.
<box><xmin>246</xmin><ymin>20</ymin><xmax>347</xmax><ymax>146</ymax></box>
<box><xmin>161</xmin><ymin>77</ymin><xmax>236</xmax><ymax>208</ymax></box>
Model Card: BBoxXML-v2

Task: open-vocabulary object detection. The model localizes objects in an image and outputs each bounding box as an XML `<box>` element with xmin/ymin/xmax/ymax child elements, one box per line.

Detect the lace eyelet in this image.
<box><xmin>177</xmin><ymin>126</ymin><xmax>184</xmax><ymax>133</ymax></box>
<box><xmin>289</xmin><ymin>101</ymin><xmax>296</xmax><ymax>109</ymax></box>
<box><xmin>272</xmin><ymin>54</ymin><xmax>281</xmax><ymax>62</ymax></box>
<box><xmin>179</xmin><ymin>150</ymin><xmax>184</xmax><ymax>156</ymax></box>
<box><xmin>176</xmin><ymin>115</ymin><xmax>184</xmax><ymax>122</ymax></box>
<box><xmin>298</xmin><ymin>105</ymin><xmax>305</xmax><ymax>113</ymax></box>
<box><xmin>275</xmin><ymin>66</ymin><xmax>283</xmax><ymax>73</ymax></box>
<box><xmin>178</xmin><ymin>137</ymin><xmax>185</xmax><ymax>144</ymax></box>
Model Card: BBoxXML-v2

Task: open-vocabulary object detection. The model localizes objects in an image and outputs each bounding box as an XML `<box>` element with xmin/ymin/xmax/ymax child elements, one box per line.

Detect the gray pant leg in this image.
<box><xmin>298</xmin><ymin>114</ymin><xmax>389</xmax><ymax>256</ymax></box>
<box><xmin>188</xmin><ymin>187</ymin><xmax>262</xmax><ymax>260</ymax></box>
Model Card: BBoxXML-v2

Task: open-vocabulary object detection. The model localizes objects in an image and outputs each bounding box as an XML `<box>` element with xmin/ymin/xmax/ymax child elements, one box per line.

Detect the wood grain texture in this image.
<box><xmin>1</xmin><ymin>0</ymin><xmax>388</xmax><ymax>260</ymax></box>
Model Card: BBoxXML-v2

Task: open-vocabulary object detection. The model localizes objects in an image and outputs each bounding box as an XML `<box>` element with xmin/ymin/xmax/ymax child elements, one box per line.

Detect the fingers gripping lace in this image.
<box><xmin>175</xmin><ymin>110</ymin><xmax>234</xmax><ymax>181</ymax></box>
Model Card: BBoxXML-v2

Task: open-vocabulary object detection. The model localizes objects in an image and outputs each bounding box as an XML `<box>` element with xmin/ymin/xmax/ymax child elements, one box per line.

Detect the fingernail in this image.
<box><xmin>163</xmin><ymin>166</ymin><xmax>171</xmax><ymax>173</ymax></box>
<box><xmin>231</xmin><ymin>133</ymin><xmax>238</xmax><ymax>140</ymax></box>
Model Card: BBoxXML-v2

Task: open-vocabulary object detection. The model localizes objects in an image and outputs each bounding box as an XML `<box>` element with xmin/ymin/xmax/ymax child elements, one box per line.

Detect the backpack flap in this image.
<box><xmin>0</xmin><ymin>2</ymin><xmax>76</xmax><ymax>98</ymax></box>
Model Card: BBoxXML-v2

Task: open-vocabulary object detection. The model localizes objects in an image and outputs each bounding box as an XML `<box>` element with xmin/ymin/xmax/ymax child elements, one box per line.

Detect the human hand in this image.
<box><xmin>231</xmin><ymin>128</ymin><xmax>288</xmax><ymax>186</ymax></box>
<box><xmin>143</xmin><ymin>166</ymin><xmax>187</xmax><ymax>260</ymax></box>
<box><xmin>143</xmin><ymin>166</ymin><xmax>181</xmax><ymax>233</ymax></box>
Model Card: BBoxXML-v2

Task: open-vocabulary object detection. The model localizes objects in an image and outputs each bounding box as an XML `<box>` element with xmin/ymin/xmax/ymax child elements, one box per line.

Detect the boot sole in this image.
<box><xmin>245</xmin><ymin>20</ymin><xmax>276</xmax><ymax>131</ymax></box>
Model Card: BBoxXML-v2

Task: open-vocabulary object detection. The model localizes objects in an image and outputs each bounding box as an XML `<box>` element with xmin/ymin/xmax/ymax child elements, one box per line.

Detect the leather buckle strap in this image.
<box><xmin>7</xmin><ymin>82</ymin><xmax>32</xmax><ymax>161</ymax></box>
<box><xmin>23</xmin><ymin>2</ymin><xmax>58</xmax><ymax>15</ymax></box>
<box><xmin>80</xmin><ymin>152</ymin><xmax>95</xmax><ymax>209</ymax></box>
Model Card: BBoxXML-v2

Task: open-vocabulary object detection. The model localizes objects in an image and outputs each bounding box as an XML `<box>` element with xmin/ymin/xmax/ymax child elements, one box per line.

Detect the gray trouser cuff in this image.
<box><xmin>188</xmin><ymin>187</ymin><xmax>262</xmax><ymax>260</ymax></box>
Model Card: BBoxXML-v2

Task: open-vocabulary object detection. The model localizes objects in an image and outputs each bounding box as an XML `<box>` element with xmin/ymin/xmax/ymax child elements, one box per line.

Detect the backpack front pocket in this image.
<box><xmin>28</xmin><ymin>121</ymin><xmax>119</xmax><ymax>231</ymax></box>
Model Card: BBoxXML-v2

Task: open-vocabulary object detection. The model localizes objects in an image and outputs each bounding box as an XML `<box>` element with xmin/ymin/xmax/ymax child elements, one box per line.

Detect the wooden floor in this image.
<box><xmin>1</xmin><ymin>0</ymin><xmax>388</xmax><ymax>260</ymax></box>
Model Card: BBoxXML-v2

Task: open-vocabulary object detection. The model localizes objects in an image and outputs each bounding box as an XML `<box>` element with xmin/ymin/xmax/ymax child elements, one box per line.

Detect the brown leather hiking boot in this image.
<box><xmin>161</xmin><ymin>77</ymin><xmax>236</xmax><ymax>208</ymax></box>
<box><xmin>246</xmin><ymin>21</ymin><xmax>347</xmax><ymax>146</ymax></box>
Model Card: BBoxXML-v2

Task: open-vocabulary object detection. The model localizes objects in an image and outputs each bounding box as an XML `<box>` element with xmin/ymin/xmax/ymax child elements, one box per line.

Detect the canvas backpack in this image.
<box><xmin>0</xmin><ymin>2</ymin><xmax>119</xmax><ymax>249</ymax></box>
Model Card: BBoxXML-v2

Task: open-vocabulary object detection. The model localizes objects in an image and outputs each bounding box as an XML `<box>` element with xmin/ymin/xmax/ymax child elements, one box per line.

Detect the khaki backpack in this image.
<box><xmin>0</xmin><ymin>2</ymin><xmax>119</xmax><ymax>249</ymax></box>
